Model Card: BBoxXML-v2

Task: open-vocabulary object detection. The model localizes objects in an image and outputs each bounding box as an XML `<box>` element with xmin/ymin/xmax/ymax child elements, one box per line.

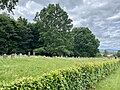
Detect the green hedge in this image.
<box><xmin>2</xmin><ymin>60</ymin><xmax>120</xmax><ymax>90</ymax></box>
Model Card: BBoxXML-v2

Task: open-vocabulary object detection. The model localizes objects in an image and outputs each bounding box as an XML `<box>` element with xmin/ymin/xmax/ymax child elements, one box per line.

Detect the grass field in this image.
<box><xmin>0</xmin><ymin>56</ymin><xmax>80</xmax><ymax>85</ymax></box>
<box><xmin>0</xmin><ymin>56</ymin><xmax>117</xmax><ymax>87</ymax></box>
<box><xmin>96</xmin><ymin>63</ymin><xmax>120</xmax><ymax>90</ymax></box>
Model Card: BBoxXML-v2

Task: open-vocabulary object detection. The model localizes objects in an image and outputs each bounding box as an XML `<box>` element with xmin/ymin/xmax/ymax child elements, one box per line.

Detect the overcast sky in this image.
<box><xmin>1</xmin><ymin>0</ymin><xmax>120</xmax><ymax>50</ymax></box>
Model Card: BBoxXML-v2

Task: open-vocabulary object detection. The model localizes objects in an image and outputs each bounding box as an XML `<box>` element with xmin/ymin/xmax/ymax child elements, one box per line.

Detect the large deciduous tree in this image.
<box><xmin>27</xmin><ymin>23</ymin><xmax>40</xmax><ymax>54</ymax></box>
<box><xmin>72</xmin><ymin>27</ymin><xmax>100</xmax><ymax>57</ymax></box>
<box><xmin>117</xmin><ymin>50</ymin><xmax>120</xmax><ymax>57</ymax></box>
<box><xmin>0</xmin><ymin>14</ymin><xmax>34</xmax><ymax>54</ymax></box>
<box><xmin>0</xmin><ymin>14</ymin><xmax>18</xmax><ymax>54</ymax></box>
<box><xmin>103</xmin><ymin>50</ymin><xmax>109</xmax><ymax>57</ymax></box>
<box><xmin>15</xmin><ymin>16</ymin><xmax>33</xmax><ymax>54</ymax></box>
<box><xmin>0</xmin><ymin>0</ymin><xmax>18</xmax><ymax>12</ymax></box>
<box><xmin>34</xmin><ymin>4</ymin><xmax>73</xmax><ymax>56</ymax></box>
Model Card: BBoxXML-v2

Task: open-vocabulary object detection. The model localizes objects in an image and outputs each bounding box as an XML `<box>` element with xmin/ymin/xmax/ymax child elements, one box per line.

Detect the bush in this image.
<box><xmin>2</xmin><ymin>60</ymin><xmax>120</xmax><ymax>90</ymax></box>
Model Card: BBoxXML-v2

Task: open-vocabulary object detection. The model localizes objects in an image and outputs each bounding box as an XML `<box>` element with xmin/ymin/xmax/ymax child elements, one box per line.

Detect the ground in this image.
<box><xmin>0</xmin><ymin>56</ymin><xmax>119</xmax><ymax>89</ymax></box>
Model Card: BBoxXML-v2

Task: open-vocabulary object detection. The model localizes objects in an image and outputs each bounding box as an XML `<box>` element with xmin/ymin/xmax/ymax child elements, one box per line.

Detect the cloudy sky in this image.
<box><xmin>1</xmin><ymin>0</ymin><xmax>120</xmax><ymax>50</ymax></box>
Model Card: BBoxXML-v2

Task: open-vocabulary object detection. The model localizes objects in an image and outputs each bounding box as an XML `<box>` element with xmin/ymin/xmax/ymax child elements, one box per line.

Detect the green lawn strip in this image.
<box><xmin>96</xmin><ymin>65</ymin><xmax>120</xmax><ymax>90</ymax></box>
<box><xmin>0</xmin><ymin>56</ymin><xmax>82</xmax><ymax>85</ymax></box>
<box><xmin>0</xmin><ymin>56</ymin><xmax>114</xmax><ymax>87</ymax></box>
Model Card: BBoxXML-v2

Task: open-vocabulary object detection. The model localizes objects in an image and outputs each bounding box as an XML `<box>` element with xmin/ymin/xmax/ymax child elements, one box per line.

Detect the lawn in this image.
<box><xmin>96</xmin><ymin>62</ymin><xmax>120</xmax><ymax>90</ymax></box>
<box><xmin>1</xmin><ymin>56</ymin><xmax>99</xmax><ymax>85</ymax></box>
<box><xmin>0</xmin><ymin>56</ymin><xmax>115</xmax><ymax>87</ymax></box>
<box><xmin>0</xmin><ymin>56</ymin><xmax>81</xmax><ymax>85</ymax></box>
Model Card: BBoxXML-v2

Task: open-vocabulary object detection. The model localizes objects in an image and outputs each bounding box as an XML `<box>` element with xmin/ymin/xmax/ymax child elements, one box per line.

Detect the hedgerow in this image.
<box><xmin>2</xmin><ymin>60</ymin><xmax>120</xmax><ymax>90</ymax></box>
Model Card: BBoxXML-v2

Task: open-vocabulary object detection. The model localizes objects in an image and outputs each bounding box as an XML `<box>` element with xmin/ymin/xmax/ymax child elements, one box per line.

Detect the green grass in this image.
<box><xmin>0</xmin><ymin>56</ymin><xmax>81</xmax><ymax>85</ymax></box>
<box><xmin>96</xmin><ymin>64</ymin><xmax>120</xmax><ymax>90</ymax></box>
<box><xmin>1</xmin><ymin>56</ymin><xmax>99</xmax><ymax>85</ymax></box>
<box><xmin>0</xmin><ymin>56</ymin><xmax>115</xmax><ymax>86</ymax></box>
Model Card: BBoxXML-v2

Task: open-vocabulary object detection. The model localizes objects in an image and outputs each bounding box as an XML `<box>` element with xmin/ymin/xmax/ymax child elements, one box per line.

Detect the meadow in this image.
<box><xmin>0</xmin><ymin>56</ymin><xmax>119</xmax><ymax>89</ymax></box>
<box><xmin>0</xmin><ymin>56</ymin><xmax>104</xmax><ymax>84</ymax></box>
<box><xmin>0</xmin><ymin>56</ymin><xmax>79</xmax><ymax>85</ymax></box>
<box><xmin>96</xmin><ymin>66</ymin><xmax>120</xmax><ymax>90</ymax></box>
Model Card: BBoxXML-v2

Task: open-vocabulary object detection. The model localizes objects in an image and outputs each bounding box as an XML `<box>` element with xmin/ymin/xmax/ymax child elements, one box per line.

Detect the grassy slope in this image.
<box><xmin>0</xmin><ymin>56</ymin><xmax>83</xmax><ymax>85</ymax></box>
<box><xmin>96</xmin><ymin>63</ymin><xmax>120</xmax><ymax>90</ymax></box>
<box><xmin>0</xmin><ymin>56</ymin><xmax>114</xmax><ymax>86</ymax></box>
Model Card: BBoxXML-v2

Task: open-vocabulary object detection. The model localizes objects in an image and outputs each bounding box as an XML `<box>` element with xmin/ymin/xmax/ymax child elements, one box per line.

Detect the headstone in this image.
<box><xmin>43</xmin><ymin>55</ymin><xmax>45</xmax><ymax>57</ymax></box>
<box><xmin>3</xmin><ymin>54</ymin><xmax>8</xmax><ymax>59</ymax></box>
<box><xmin>14</xmin><ymin>53</ymin><xmax>17</xmax><ymax>57</ymax></box>
<box><xmin>11</xmin><ymin>54</ymin><xmax>15</xmax><ymax>58</ymax></box>
<box><xmin>61</xmin><ymin>55</ymin><xmax>63</xmax><ymax>58</ymax></box>
<box><xmin>33</xmin><ymin>52</ymin><xmax>35</xmax><ymax>56</ymax></box>
<box><xmin>24</xmin><ymin>54</ymin><xmax>27</xmax><ymax>57</ymax></box>
<box><xmin>28</xmin><ymin>52</ymin><xmax>30</xmax><ymax>57</ymax></box>
<box><xmin>19</xmin><ymin>53</ymin><xmax>22</xmax><ymax>56</ymax></box>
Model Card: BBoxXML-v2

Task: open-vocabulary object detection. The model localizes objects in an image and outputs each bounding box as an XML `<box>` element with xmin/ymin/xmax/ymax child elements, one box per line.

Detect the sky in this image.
<box><xmin>1</xmin><ymin>0</ymin><xmax>120</xmax><ymax>50</ymax></box>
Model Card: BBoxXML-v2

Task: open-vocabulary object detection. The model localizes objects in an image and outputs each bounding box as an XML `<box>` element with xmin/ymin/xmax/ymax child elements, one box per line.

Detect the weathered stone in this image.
<box><xmin>11</xmin><ymin>54</ymin><xmax>15</xmax><ymax>58</ymax></box>
<box><xmin>3</xmin><ymin>54</ymin><xmax>8</xmax><ymax>59</ymax></box>
<box><xmin>28</xmin><ymin>52</ymin><xmax>30</xmax><ymax>57</ymax></box>
<box><xmin>33</xmin><ymin>52</ymin><xmax>35</xmax><ymax>56</ymax></box>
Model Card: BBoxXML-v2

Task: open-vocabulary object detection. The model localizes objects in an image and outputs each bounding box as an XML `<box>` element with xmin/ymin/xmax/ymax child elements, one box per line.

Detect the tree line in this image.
<box><xmin>0</xmin><ymin>4</ymin><xmax>100</xmax><ymax>57</ymax></box>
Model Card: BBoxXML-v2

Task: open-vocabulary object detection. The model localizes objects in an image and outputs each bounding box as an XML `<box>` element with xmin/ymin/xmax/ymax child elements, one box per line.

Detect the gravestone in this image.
<box><xmin>3</xmin><ymin>54</ymin><xmax>8</xmax><ymax>59</ymax></box>
<box><xmin>11</xmin><ymin>54</ymin><xmax>15</xmax><ymax>58</ymax></box>
<box><xmin>33</xmin><ymin>52</ymin><xmax>35</xmax><ymax>56</ymax></box>
<box><xmin>28</xmin><ymin>52</ymin><xmax>30</xmax><ymax>57</ymax></box>
<box><xmin>19</xmin><ymin>53</ymin><xmax>22</xmax><ymax>56</ymax></box>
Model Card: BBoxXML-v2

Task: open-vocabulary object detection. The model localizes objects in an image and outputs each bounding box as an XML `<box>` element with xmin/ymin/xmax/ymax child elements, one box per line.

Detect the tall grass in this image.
<box><xmin>0</xmin><ymin>56</ymin><xmax>116</xmax><ymax>86</ymax></box>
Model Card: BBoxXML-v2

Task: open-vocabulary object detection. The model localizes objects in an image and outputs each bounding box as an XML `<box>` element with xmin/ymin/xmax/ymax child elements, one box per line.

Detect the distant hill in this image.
<box><xmin>100</xmin><ymin>49</ymin><xmax>118</xmax><ymax>55</ymax></box>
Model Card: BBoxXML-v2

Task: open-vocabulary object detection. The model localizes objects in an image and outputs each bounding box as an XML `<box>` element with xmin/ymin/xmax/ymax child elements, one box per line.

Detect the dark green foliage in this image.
<box><xmin>27</xmin><ymin>23</ymin><xmax>40</xmax><ymax>54</ymax></box>
<box><xmin>0</xmin><ymin>4</ymin><xmax>100</xmax><ymax>57</ymax></box>
<box><xmin>0</xmin><ymin>15</ymin><xmax>34</xmax><ymax>54</ymax></box>
<box><xmin>72</xmin><ymin>27</ymin><xmax>100</xmax><ymax>57</ymax></box>
<box><xmin>15</xmin><ymin>16</ymin><xmax>33</xmax><ymax>54</ymax></box>
<box><xmin>3</xmin><ymin>60</ymin><xmax>120</xmax><ymax>90</ymax></box>
<box><xmin>103</xmin><ymin>50</ymin><xmax>109</xmax><ymax>57</ymax></box>
<box><xmin>34</xmin><ymin>4</ymin><xmax>73</xmax><ymax>56</ymax></box>
<box><xmin>0</xmin><ymin>0</ymin><xmax>18</xmax><ymax>12</ymax></box>
<box><xmin>0</xmin><ymin>14</ymin><xmax>18</xmax><ymax>54</ymax></box>
<box><xmin>117</xmin><ymin>50</ymin><xmax>120</xmax><ymax>57</ymax></box>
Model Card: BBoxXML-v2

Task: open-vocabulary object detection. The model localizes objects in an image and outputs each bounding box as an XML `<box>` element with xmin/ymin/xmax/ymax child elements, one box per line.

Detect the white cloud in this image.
<box><xmin>10</xmin><ymin>0</ymin><xmax>43</xmax><ymax>21</ymax></box>
<box><xmin>107</xmin><ymin>12</ymin><xmax>120</xmax><ymax>21</ymax></box>
<box><xmin>0</xmin><ymin>0</ymin><xmax>120</xmax><ymax>50</ymax></box>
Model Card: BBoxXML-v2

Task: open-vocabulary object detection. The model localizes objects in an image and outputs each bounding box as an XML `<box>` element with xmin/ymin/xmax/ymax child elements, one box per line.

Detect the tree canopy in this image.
<box><xmin>34</xmin><ymin>4</ymin><xmax>73</xmax><ymax>56</ymax></box>
<box><xmin>103</xmin><ymin>50</ymin><xmax>109</xmax><ymax>57</ymax></box>
<box><xmin>0</xmin><ymin>14</ymin><xmax>33</xmax><ymax>54</ymax></box>
<box><xmin>0</xmin><ymin>4</ymin><xmax>100</xmax><ymax>57</ymax></box>
<box><xmin>117</xmin><ymin>50</ymin><xmax>120</xmax><ymax>57</ymax></box>
<box><xmin>72</xmin><ymin>27</ymin><xmax>100</xmax><ymax>57</ymax></box>
<box><xmin>0</xmin><ymin>0</ymin><xmax>18</xmax><ymax>12</ymax></box>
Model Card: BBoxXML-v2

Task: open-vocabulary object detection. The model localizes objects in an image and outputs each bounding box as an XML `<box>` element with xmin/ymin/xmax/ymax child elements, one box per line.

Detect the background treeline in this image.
<box><xmin>0</xmin><ymin>4</ymin><xmax>100</xmax><ymax>57</ymax></box>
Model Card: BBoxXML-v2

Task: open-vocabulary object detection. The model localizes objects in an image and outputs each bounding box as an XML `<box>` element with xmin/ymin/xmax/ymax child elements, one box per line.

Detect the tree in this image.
<box><xmin>72</xmin><ymin>27</ymin><xmax>100</xmax><ymax>57</ymax></box>
<box><xmin>27</xmin><ymin>23</ymin><xmax>40</xmax><ymax>54</ymax></box>
<box><xmin>0</xmin><ymin>14</ymin><xmax>18</xmax><ymax>54</ymax></box>
<box><xmin>103</xmin><ymin>50</ymin><xmax>109</xmax><ymax>57</ymax></box>
<box><xmin>117</xmin><ymin>50</ymin><xmax>120</xmax><ymax>57</ymax></box>
<box><xmin>0</xmin><ymin>0</ymin><xmax>18</xmax><ymax>12</ymax></box>
<box><xmin>0</xmin><ymin>14</ymin><xmax>38</xmax><ymax>55</ymax></box>
<box><xmin>15</xmin><ymin>16</ymin><xmax>33</xmax><ymax>54</ymax></box>
<box><xmin>34</xmin><ymin>4</ymin><xmax>73</xmax><ymax>56</ymax></box>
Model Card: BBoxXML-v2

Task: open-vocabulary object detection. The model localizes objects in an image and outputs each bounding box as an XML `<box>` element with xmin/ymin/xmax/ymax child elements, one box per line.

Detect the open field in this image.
<box><xmin>0</xmin><ymin>56</ymin><xmax>119</xmax><ymax>88</ymax></box>
<box><xmin>0</xmin><ymin>56</ymin><xmax>81</xmax><ymax>85</ymax></box>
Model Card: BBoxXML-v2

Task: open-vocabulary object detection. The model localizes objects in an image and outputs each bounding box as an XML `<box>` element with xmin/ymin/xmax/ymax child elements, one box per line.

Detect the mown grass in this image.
<box><xmin>96</xmin><ymin>62</ymin><xmax>120</xmax><ymax>90</ymax></box>
<box><xmin>0</xmin><ymin>56</ymin><xmax>115</xmax><ymax>86</ymax></box>
<box><xmin>0</xmin><ymin>56</ymin><xmax>79</xmax><ymax>85</ymax></box>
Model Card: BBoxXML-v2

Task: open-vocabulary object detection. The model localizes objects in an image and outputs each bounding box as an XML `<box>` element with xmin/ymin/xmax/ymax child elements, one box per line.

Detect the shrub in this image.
<box><xmin>2</xmin><ymin>60</ymin><xmax>120</xmax><ymax>90</ymax></box>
